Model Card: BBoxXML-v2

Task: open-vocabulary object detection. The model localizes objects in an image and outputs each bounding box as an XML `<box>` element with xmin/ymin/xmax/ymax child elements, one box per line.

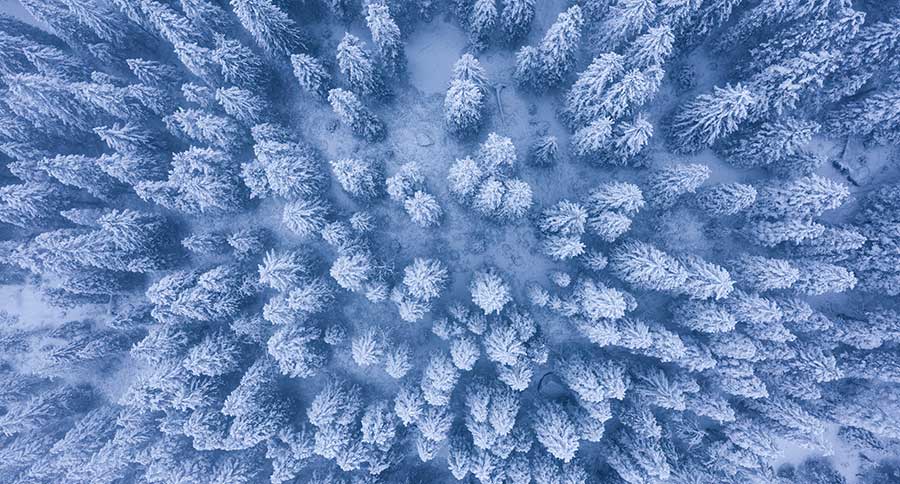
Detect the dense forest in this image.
<box><xmin>0</xmin><ymin>0</ymin><xmax>899</xmax><ymax>483</ymax></box>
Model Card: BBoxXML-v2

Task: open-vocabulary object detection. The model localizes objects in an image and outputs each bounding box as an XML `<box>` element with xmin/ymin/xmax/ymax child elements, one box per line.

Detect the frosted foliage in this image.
<box><xmin>3</xmin><ymin>2</ymin><xmax>900</xmax><ymax>484</ymax></box>
<box><xmin>470</xmin><ymin>269</ymin><xmax>512</xmax><ymax>315</ymax></box>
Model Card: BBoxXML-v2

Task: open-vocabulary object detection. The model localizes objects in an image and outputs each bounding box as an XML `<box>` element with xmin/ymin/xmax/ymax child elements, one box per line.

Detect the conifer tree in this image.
<box><xmin>646</xmin><ymin>163</ymin><xmax>710</xmax><ymax>208</ymax></box>
<box><xmin>611</xmin><ymin>241</ymin><xmax>688</xmax><ymax>292</ymax></box>
<box><xmin>529</xmin><ymin>135</ymin><xmax>559</xmax><ymax>166</ymax></box>
<box><xmin>500</xmin><ymin>0</ymin><xmax>535</xmax><ymax>43</ymax></box>
<box><xmin>404</xmin><ymin>191</ymin><xmax>443</xmax><ymax>227</ymax></box>
<box><xmin>627</xmin><ymin>25</ymin><xmax>675</xmax><ymax>68</ymax></box>
<box><xmin>213</xmin><ymin>34</ymin><xmax>266</xmax><ymax>88</ymax></box>
<box><xmin>744</xmin><ymin>219</ymin><xmax>826</xmax><ymax>247</ymax></box>
<box><xmin>694</xmin><ymin>182</ymin><xmax>757</xmax><ymax>216</ymax></box>
<box><xmin>366</xmin><ymin>3</ymin><xmax>404</xmax><ymax>77</ymax></box>
<box><xmin>230</xmin><ymin>0</ymin><xmax>303</xmax><ymax>57</ymax></box>
<box><xmin>599</xmin><ymin>0</ymin><xmax>658</xmax><ymax>48</ymax></box>
<box><xmin>671</xmin><ymin>83</ymin><xmax>757</xmax><ymax>152</ymax></box>
<box><xmin>721</xmin><ymin>117</ymin><xmax>818</xmax><ymax>168</ymax></box>
<box><xmin>291</xmin><ymin>53</ymin><xmax>331</xmax><ymax>99</ymax></box>
<box><xmin>468</xmin><ymin>0</ymin><xmax>497</xmax><ymax>47</ymax></box>
<box><xmin>444</xmin><ymin>78</ymin><xmax>484</xmax><ymax>137</ymax></box>
<box><xmin>328</xmin><ymin>88</ymin><xmax>386</xmax><ymax>142</ymax></box>
<box><xmin>336</xmin><ymin>33</ymin><xmax>383</xmax><ymax>97</ymax></box>
<box><xmin>730</xmin><ymin>254</ymin><xmax>799</xmax><ymax>292</ymax></box>
<box><xmin>533</xmin><ymin>402</ymin><xmax>580</xmax><ymax>462</ymax></box>
<box><xmin>452</xmin><ymin>53</ymin><xmax>488</xmax><ymax>89</ymax></box>
<box><xmin>572</xmin><ymin>116</ymin><xmax>613</xmax><ymax>160</ymax></box>
<box><xmin>565</xmin><ymin>53</ymin><xmax>626</xmax><ymax>127</ymax></box>
<box><xmin>513</xmin><ymin>45</ymin><xmax>542</xmax><ymax>88</ymax></box>
<box><xmin>536</xmin><ymin>5</ymin><xmax>583</xmax><ymax>88</ymax></box>
<box><xmin>215</xmin><ymin>86</ymin><xmax>268</xmax><ymax>125</ymax></box>
<box><xmin>470</xmin><ymin>268</ymin><xmax>511</xmax><ymax>315</ymax></box>
<box><xmin>586</xmin><ymin>181</ymin><xmax>645</xmax><ymax>215</ymax></box>
<box><xmin>283</xmin><ymin>197</ymin><xmax>331</xmax><ymax>237</ymax></box>
<box><xmin>751</xmin><ymin>175</ymin><xmax>849</xmax><ymax>219</ymax></box>
<box><xmin>331</xmin><ymin>158</ymin><xmax>382</xmax><ymax>200</ymax></box>
<box><xmin>135</xmin><ymin>147</ymin><xmax>245</xmax><ymax>214</ymax></box>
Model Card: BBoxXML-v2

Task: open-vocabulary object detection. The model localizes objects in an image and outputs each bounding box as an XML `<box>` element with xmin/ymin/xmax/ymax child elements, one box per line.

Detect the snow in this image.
<box><xmin>406</xmin><ymin>18</ymin><xmax>468</xmax><ymax>94</ymax></box>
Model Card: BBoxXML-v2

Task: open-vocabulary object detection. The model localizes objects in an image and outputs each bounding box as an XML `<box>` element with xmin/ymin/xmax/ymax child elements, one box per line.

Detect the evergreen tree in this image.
<box><xmin>135</xmin><ymin>147</ymin><xmax>245</xmax><ymax>214</ymax></box>
<box><xmin>4</xmin><ymin>73</ymin><xmax>103</xmax><ymax>133</ymax></box>
<box><xmin>450</xmin><ymin>336</ymin><xmax>480</xmax><ymax>371</ymax></box>
<box><xmin>183</xmin><ymin>330</ymin><xmax>242</xmax><ymax>377</ymax></box>
<box><xmin>366</xmin><ymin>3</ymin><xmax>404</xmax><ymax>77</ymax></box>
<box><xmin>730</xmin><ymin>254</ymin><xmax>799</xmax><ymax>292</ymax></box>
<box><xmin>331</xmin><ymin>158</ymin><xmax>382</xmax><ymax>200</ymax></box>
<box><xmin>258</xmin><ymin>249</ymin><xmax>311</xmax><ymax>292</ymax></box>
<box><xmin>470</xmin><ymin>268</ymin><xmax>511</xmax><ymax>315</ymax></box>
<box><xmin>533</xmin><ymin>402</ymin><xmax>579</xmax><ymax>462</ymax></box>
<box><xmin>213</xmin><ymin>34</ymin><xmax>266</xmax><ymax>88</ymax></box>
<box><xmin>386</xmin><ymin>161</ymin><xmax>425</xmax><ymax>202</ymax></box>
<box><xmin>601</xmin><ymin>65</ymin><xmax>664</xmax><ymax>121</ymax></box>
<box><xmin>351</xmin><ymin>327</ymin><xmax>385</xmax><ymax>367</ymax></box>
<box><xmin>499</xmin><ymin>178</ymin><xmax>533</xmax><ymax>220</ymax></box>
<box><xmin>572</xmin><ymin>116</ymin><xmax>613</xmax><ymax>160</ymax></box>
<box><xmin>215</xmin><ymin>86</ymin><xmax>268</xmax><ymax>125</ymax></box>
<box><xmin>671</xmin><ymin>83</ymin><xmax>757</xmax><ymax>152</ymax></box>
<box><xmin>613</xmin><ymin>113</ymin><xmax>654</xmax><ymax>163</ymax></box>
<box><xmin>825</xmin><ymin>17</ymin><xmax>900</xmax><ymax>101</ymax></box>
<box><xmin>180</xmin><ymin>0</ymin><xmax>231</xmax><ymax>32</ymax></box>
<box><xmin>421</xmin><ymin>352</ymin><xmax>459</xmax><ymax>406</ymax></box>
<box><xmin>544</xmin><ymin>234</ymin><xmax>586</xmax><ymax>261</ymax></box>
<box><xmin>793</xmin><ymin>260</ymin><xmax>856</xmax><ymax>295</ymax></box>
<box><xmin>694</xmin><ymin>182</ymin><xmax>757</xmax><ymax>216</ymax></box>
<box><xmin>753</xmin><ymin>49</ymin><xmax>841</xmax><ymax>117</ymax></box>
<box><xmin>165</xmin><ymin>108</ymin><xmax>244</xmax><ymax>150</ymax></box>
<box><xmin>721</xmin><ymin>117</ymin><xmax>818</xmax><ymax>168</ymax></box>
<box><xmin>252</xmin><ymin>133</ymin><xmax>327</xmax><ymax>200</ymax></box>
<box><xmin>453</xmin><ymin>53</ymin><xmax>489</xmax><ymax>89</ymax></box>
<box><xmin>588</xmin><ymin>211</ymin><xmax>632</xmax><ymax>242</ymax></box>
<box><xmin>751</xmin><ymin>175</ymin><xmax>849</xmax><ymax>219</ymax></box>
<box><xmin>611</xmin><ymin>241</ymin><xmax>688</xmax><ymax>292</ymax></box>
<box><xmin>336</xmin><ymin>33</ymin><xmax>383</xmax><ymax>97</ymax></box>
<box><xmin>141</xmin><ymin>0</ymin><xmax>200</xmax><ymax>45</ymax></box>
<box><xmin>598</xmin><ymin>0</ymin><xmax>658</xmax><ymax>48</ymax></box>
<box><xmin>672</xmin><ymin>299</ymin><xmax>737</xmax><ymax>333</ymax></box>
<box><xmin>500</xmin><ymin>0</ymin><xmax>535</xmax><ymax>43</ymax></box>
<box><xmin>444</xmin><ymin>78</ymin><xmax>484</xmax><ymax>137</ymax></box>
<box><xmin>680</xmin><ymin>255</ymin><xmax>734</xmax><ymax>300</ymax></box>
<box><xmin>529</xmin><ymin>135</ymin><xmax>559</xmax><ymax>166</ymax></box>
<box><xmin>646</xmin><ymin>163</ymin><xmax>710</xmax><ymax>208</ymax></box>
<box><xmin>477</xmin><ymin>132</ymin><xmax>517</xmax><ymax>177</ymax></box>
<box><xmin>34</xmin><ymin>154</ymin><xmax>121</xmax><ymax>200</ymax></box>
<box><xmin>403</xmin><ymin>258</ymin><xmax>448</xmax><ymax>302</ymax></box>
<box><xmin>828</xmin><ymin>87</ymin><xmax>900</xmax><ymax>145</ymax></box>
<box><xmin>385</xmin><ymin>343</ymin><xmax>412</xmax><ymax>378</ymax></box>
<box><xmin>468</xmin><ymin>0</ymin><xmax>498</xmax><ymax>47</ymax></box>
<box><xmin>330</xmin><ymin>251</ymin><xmax>372</xmax><ymax>292</ymax></box>
<box><xmin>536</xmin><ymin>5</ymin><xmax>583</xmax><ymax>88</ymax></box>
<box><xmin>586</xmin><ymin>181</ymin><xmax>645</xmax><ymax>215</ymax></box>
<box><xmin>513</xmin><ymin>45</ymin><xmax>542</xmax><ymax>88</ymax></box>
<box><xmin>540</xmin><ymin>200</ymin><xmax>588</xmax><ymax>236</ymax></box>
<box><xmin>291</xmin><ymin>53</ymin><xmax>331</xmax><ymax>99</ymax></box>
<box><xmin>283</xmin><ymin>197</ymin><xmax>331</xmax><ymax>237</ymax></box>
<box><xmin>744</xmin><ymin>219</ymin><xmax>826</xmax><ymax>247</ymax></box>
<box><xmin>627</xmin><ymin>25</ymin><xmax>674</xmax><ymax>68</ymax></box>
<box><xmin>405</xmin><ymin>191</ymin><xmax>443</xmax><ymax>227</ymax></box>
<box><xmin>328</xmin><ymin>88</ymin><xmax>386</xmax><ymax>142</ymax></box>
<box><xmin>447</xmin><ymin>157</ymin><xmax>484</xmax><ymax>202</ymax></box>
<box><xmin>230</xmin><ymin>0</ymin><xmax>303</xmax><ymax>57</ymax></box>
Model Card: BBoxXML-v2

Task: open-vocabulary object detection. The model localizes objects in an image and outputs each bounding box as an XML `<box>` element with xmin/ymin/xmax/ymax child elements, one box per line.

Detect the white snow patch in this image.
<box><xmin>406</xmin><ymin>19</ymin><xmax>468</xmax><ymax>94</ymax></box>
